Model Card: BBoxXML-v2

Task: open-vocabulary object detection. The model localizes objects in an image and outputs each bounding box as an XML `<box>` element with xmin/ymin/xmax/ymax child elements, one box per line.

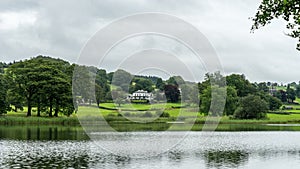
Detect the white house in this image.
<box><xmin>127</xmin><ymin>90</ymin><xmax>153</xmax><ymax>102</ymax></box>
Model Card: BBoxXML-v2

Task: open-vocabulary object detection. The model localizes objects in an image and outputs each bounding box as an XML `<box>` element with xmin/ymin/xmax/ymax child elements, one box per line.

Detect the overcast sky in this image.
<box><xmin>0</xmin><ymin>0</ymin><xmax>299</xmax><ymax>83</ymax></box>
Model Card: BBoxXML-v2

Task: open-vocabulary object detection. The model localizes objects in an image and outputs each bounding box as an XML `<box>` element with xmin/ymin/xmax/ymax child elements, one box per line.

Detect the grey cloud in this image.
<box><xmin>0</xmin><ymin>0</ymin><xmax>39</xmax><ymax>12</ymax></box>
<box><xmin>0</xmin><ymin>0</ymin><xmax>299</xmax><ymax>83</ymax></box>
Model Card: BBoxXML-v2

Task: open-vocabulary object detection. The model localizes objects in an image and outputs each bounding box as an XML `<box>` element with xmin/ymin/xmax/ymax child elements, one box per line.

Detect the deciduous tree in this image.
<box><xmin>164</xmin><ymin>85</ymin><xmax>180</xmax><ymax>103</ymax></box>
<box><xmin>0</xmin><ymin>74</ymin><xmax>9</xmax><ymax>114</ymax></box>
<box><xmin>251</xmin><ymin>0</ymin><xmax>300</xmax><ymax>50</ymax></box>
<box><xmin>234</xmin><ymin>95</ymin><xmax>268</xmax><ymax>119</ymax></box>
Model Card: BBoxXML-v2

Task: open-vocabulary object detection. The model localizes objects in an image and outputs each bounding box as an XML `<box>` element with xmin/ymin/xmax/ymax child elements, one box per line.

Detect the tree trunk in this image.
<box><xmin>54</xmin><ymin>99</ymin><xmax>59</xmax><ymax>117</ymax></box>
<box><xmin>37</xmin><ymin>109</ymin><xmax>41</xmax><ymax>117</ymax></box>
<box><xmin>37</xmin><ymin>98</ymin><xmax>41</xmax><ymax>117</ymax></box>
<box><xmin>49</xmin><ymin>98</ymin><xmax>53</xmax><ymax>117</ymax></box>
<box><xmin>27</xmin><ymin>104</ymin><xmax>32</xmax><ymax>116</ymax></box>
<box><xmin>54</xmin><ymin>106</ymin><xmax>59</xmax><ymax>117</ymax></box>
<box><xmin>54</xmin><ymin>109</ymin><xmax>59</xmax><ymax>117</ymax></box>
<box><xmin>49</xmin><ymin>105</ymin><xmax>53</xmax><ymax>117</ymax></box>
<box><xmin>27</xmin><ymin>98</ymin><xmax>32</xmax><ymax>116</ymax></box>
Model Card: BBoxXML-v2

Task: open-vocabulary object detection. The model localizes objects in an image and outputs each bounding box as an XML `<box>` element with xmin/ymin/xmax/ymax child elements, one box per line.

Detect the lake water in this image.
<box><xmin>1</xmin><ymin>126</ymin><xmax>300</xmax><ymax>169</ymax></box>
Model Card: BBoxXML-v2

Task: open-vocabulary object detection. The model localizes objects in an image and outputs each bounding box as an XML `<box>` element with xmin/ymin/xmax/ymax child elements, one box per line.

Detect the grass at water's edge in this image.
<box><xmin>0</xmin><ymin>115</ymin><xmax>80</xmax><ymax>125</ymax></box>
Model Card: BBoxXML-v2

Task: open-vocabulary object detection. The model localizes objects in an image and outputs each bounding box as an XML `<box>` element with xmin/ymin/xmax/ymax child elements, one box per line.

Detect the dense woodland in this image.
<box><xmin>0</xmin><ymin>56</ymin><xmax>299</xmax><ymax>119</ymax></box>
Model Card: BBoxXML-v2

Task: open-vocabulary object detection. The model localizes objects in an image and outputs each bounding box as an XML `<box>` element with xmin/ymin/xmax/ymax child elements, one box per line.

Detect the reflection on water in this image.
<box><xmin>203</xmin><ymin>150</ymin><xmax>249</xmax><ymax>168</ymax></box>
<box><xmin>1</xmin><ymin>131</ymin><xmax>300</xmax><ymax>168</ymax></box>
<box><xmin>168</xmin><ymin>150</ymin><xmax>183</xmax><ymax>161</ymax></box>
<box><xmin>0</xmin><ymin>125</ymin><xmax>89</xmax><ymax>140</ymax></box>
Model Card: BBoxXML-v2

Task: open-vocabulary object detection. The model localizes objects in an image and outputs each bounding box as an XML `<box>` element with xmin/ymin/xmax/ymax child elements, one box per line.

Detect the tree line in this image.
<box><xmin>0</xmin><ymin>56</ymin><xmax>298</xmax><ymax>119</ymax></box>
<box><xmin>199</xmin><ymin>72</ymin><xmax>283</xmax><ymax>119</ymax></box>
<box><xmin>1</xmin><ymin>56</ymin><xmax>74</xmax><ymax>116</ymax></box>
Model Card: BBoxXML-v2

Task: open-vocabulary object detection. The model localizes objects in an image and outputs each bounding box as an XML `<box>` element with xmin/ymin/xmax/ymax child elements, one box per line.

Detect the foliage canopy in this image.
<box><xmin>251</xmin><ymin>0</ymin><xmax>300</xmax><ymax>50</ymax></box>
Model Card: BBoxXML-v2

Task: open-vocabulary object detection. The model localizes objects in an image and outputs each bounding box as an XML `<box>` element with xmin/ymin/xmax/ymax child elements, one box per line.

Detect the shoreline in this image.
<box><xmin>1</xmin><ymin>115</ymin><xmax>300</xmax><ymax>132</ymax></box>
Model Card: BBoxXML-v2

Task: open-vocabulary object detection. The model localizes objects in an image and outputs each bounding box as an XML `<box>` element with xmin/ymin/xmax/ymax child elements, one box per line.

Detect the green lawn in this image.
<box><xmin>3</xmin><ymin>102</ymin><xmax>300</xmax><ymax>127</ymax></box>
<box><xmin>77</xmin><ymin>106</ymin><xmax>114</xmax><ymax>117</ymax></box>
<box><xmin>78</xmin><ymin>104</ymin><xmax>300</xmax><ymax>124</ymax></box>
<box><xmin>99</xmin><ymin>102</ymin><xmax>182</xmax><ymax>110</ymax></box>
<box><xmin>279</xmin><ymin>103</ymin><xmax>300</xmax><ymax>113</ymax></box>
<box><xmin>267</xmin><ymin>113</ymin><xmax>300</xmax><ymax>122</ymax></box>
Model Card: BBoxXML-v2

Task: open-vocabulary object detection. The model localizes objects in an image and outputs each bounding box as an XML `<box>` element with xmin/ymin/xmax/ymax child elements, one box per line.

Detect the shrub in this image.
<box><xmin>233</xmin><ymin>95</ymin><xmax>268</xmax><ymax>119</ymax></box>
<box><xmin>266</xmin><ymin>95</ymin><xmax>282</xmax><ymax>111</ymax></box>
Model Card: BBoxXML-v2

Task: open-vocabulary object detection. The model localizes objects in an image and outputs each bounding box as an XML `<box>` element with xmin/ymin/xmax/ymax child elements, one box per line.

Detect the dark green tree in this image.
<box><xmin>166</xmin><ymin>76</ymin><xmax>179</xmax><ymax>86</ymax></box>
<box><xmin>224</xmin><ymin>86</ymin><xmax>239</xmax><ymax>116</ymax></box>
<box><xmin>6</xmin><ymin>89</ymin><xmax>24</xmax><ymax>112</ymax></box>
<box><xmin>6</xmin><ymin>72</ymin><xmax>25</xmax><ymax>112</ymax></box>
<box><xmin>286</xmin><ymin>85</ymin><xmax>296</xmax><ymax>103</ymax></box>
<box><xmin>107</xmin><ymin>72</ymin><xmax>114</xmax><ymax>83</ymax></box>
<box><xmin>267</xmin><ymin>95</ymin><xmax>283</xmax><ymax>111</ymax></box>
<box><xmin>199</xmin><ymin>72</ymin><xmax>227</xmax><ymax>116</ymax></box>
<box><xmin>112</xmin><ymin>69</ymin><xmax>132</xmax><ymax>91</ymax></box>
<box><xmin>0</xmin><ymin>74</ymin><xmax>9</xmax><ymax>114</ymax></box>
<box><xmin>234</xmin><ymin>95</ymin><xmax>269</xmax><ymax>119</ymax></box>
<box><xmin>200</xmin><ymin>85</ymin><xmax>236</xmax><ymax>116</ymax></box>
<box><xmin>30</xmin><ymin>58</ymin><xmax>73</xmax><ymax>117</ymax></box>
<box><xmin>155</xmin><ymin>78</ymin><xmax>165</xmax><ymax>91</ymax></box>
<box><xmin>226</xmin><ymin>74</ymin><xmax>256</xmax><ymax>97</ymax></box>
<box><xmin>257</xmin><ymin>91</ymin><xmax>283</xmax><ymax>111</ymax></box>
<box><xmin>256</xmin><ymin>82</ymin><xmax>269</xmax><ymax>93</ymax></box>
<box><xmin>6</xmin><ymin>56</ymin><xmax>74</xmax><ymax>116</ymax></box>
<box><xmin>95</xmin><ymin>69</ymin><xmax>110</xmax><ymax>106</ymax></box>
<box><xmin>95</xmin><ymin>84</ymin><xmax>106</xmax><ymax>107</ymax></box>
<box><xmin>274</xmin><ymin>90</ymin><xmax>287</xmax><ymax>102</ymax></box>
<box><xmin>0</xmin><ymin>62</ymin><xmax>7</xmax><ymax>74</ymax></box>
<box><xmin>6</xmin><ymin>60</ymin><xmax>39</xmax><ymax>116</ymax></box>
<box><xmin>130</xmin><ymin>78</ymin><xmax>154</xmax><ymax>93</ymax></box>
<box><xmin>296</xmin><ymin>84</ymin><xmax>300</xmax><ymax>98</ymax></box>
<box><xmin>200</xmin><ymin>86</ymin><xmax>211</xmax><ymax>115</ymax></box>
<box><xmin>206</xmin><ymin>71</ymin><xmax>226</xmax><ymax>87</ymax></box>
<box><xmin>72</xmin><ymin>65</ymin><xmax>95</xmax><ymax>105</ymax></box>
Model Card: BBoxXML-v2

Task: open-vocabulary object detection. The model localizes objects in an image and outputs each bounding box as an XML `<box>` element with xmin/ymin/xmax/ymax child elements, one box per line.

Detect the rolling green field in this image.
<box><xmin>99</xmin><ymin>102</ymin><xmax>184</xmax><ymax>110</ymax></box>
<box><xmin>2</xmin><ymin>102</ymin><xmax>300</xmax><ymax>131</ymax></box>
